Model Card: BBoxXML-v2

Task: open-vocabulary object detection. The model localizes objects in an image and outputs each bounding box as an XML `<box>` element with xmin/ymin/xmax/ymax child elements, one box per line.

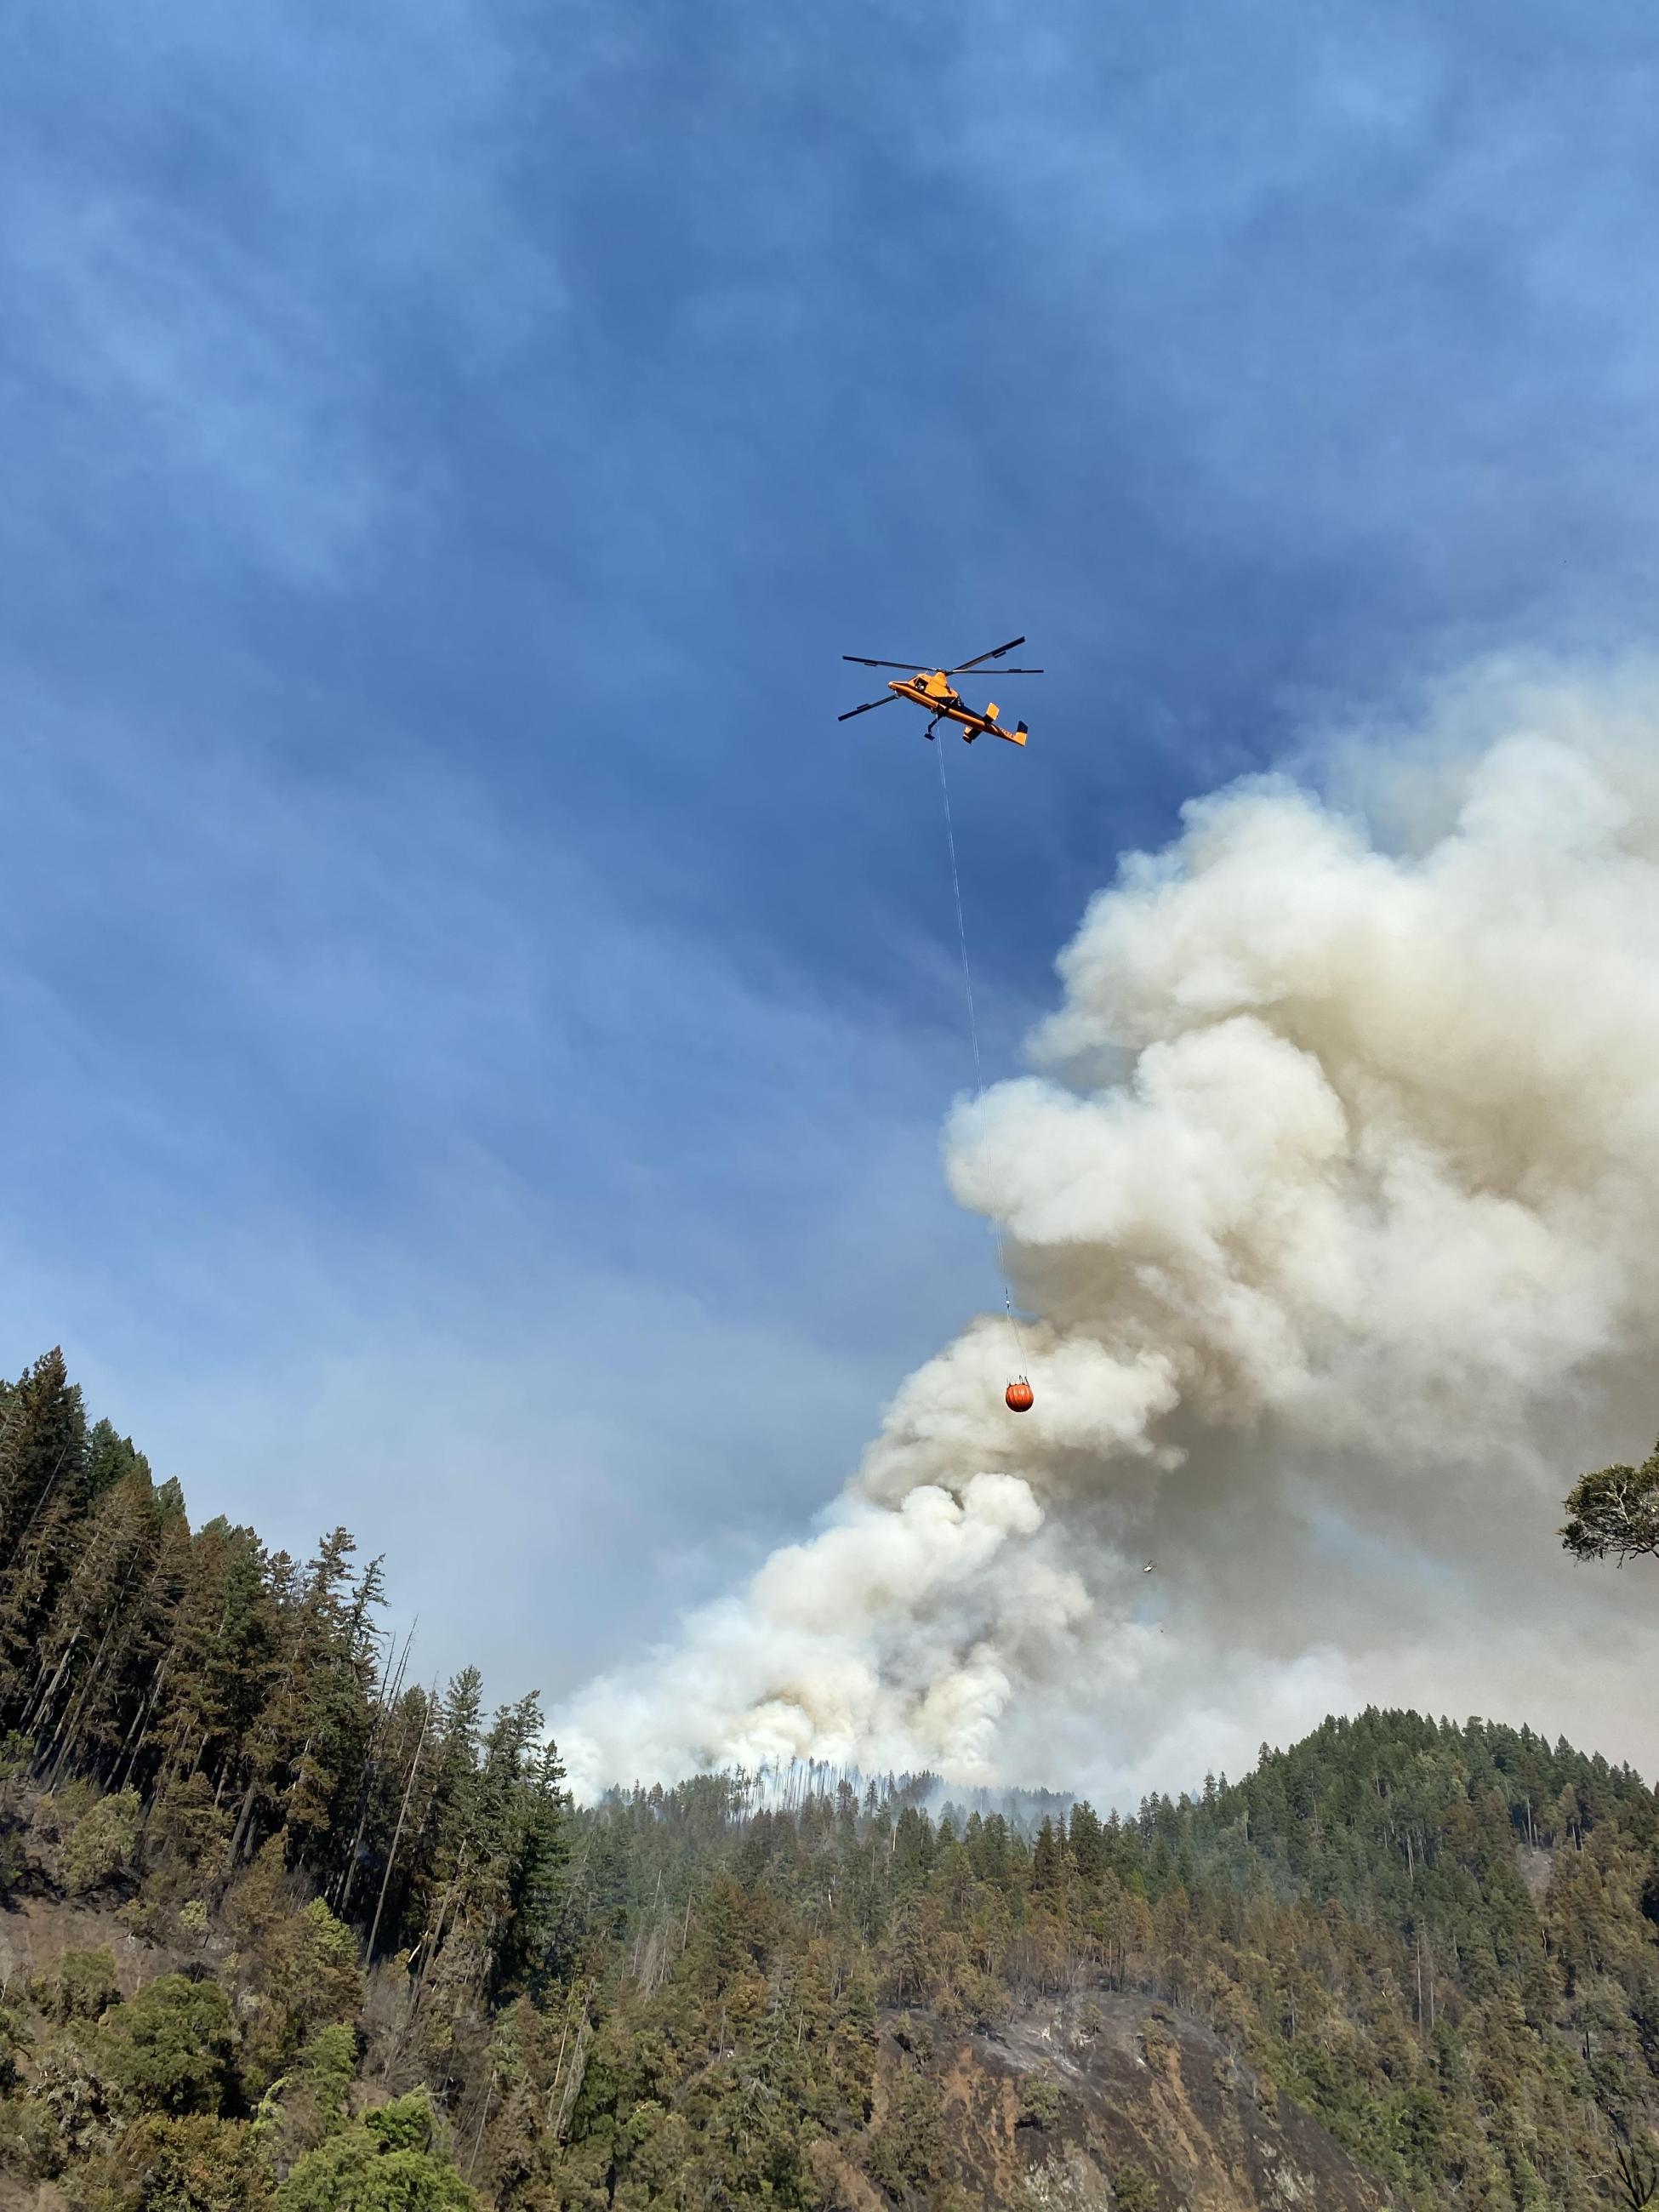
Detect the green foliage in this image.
<box><xmin>86</xmin><ymin>2113</ymin><xmax>272</xmax><ymax>2211</ymax></box>
<box><xmin>33</xmin><ymin>1944</ymin><xmax>121</xmax><ymax>2022</ymax></box>
<box><xmin>364</xmin><ymin>2095</ymin><xmax>451</xmax><ymax>2155</ymax></box>
<box><xmin>66</xmin><ymin>1789</ymin><xmax>144</xmax><ymax>1894</ymax></box>
<box><xmin>0</xmin><ymin>1999</ymin><xmax>30</xmax><ymax>2094</ymax></box>
<box><xmin>1015</xmin><ymin>2072</ymin><xmax>1060</xmax><ymax>2128</ymax></box>
<box><xmin>97</xmin><ymin>1975</ymin><xmax>237</xmax><ymax>2117</ymax></box>
<box><xmin>0</xmin><ymin>1834</ymin><xmax>26</xmax><ymax>1900</ymax></box>
<box><xmin>293</xmin><ymin>2021</ymin><xmax>356</xmax><ymax>2128</ymax></box>
<box><xmin>30</xmin><ymin>2025</ymin><xmax>120</xmax><ymax>2160</ymax></box>
<box><xmin>864</xmin><ymin>2027</ymin><xmax>944</xmax><ymax>2200</ymax></box>
<box><xmin>0</xmin><ymin>2085</ymin><xmax>70</xmax><ymax>2180</ymax></box>
<box><xmin>274</xmin><ymin>2093</ymin><xmax>478</xmax><ymax>2211</ymax></box>
<box><xmin>1108</xmin><ymin>2162</ymin><xmax>1158</xmax><ymax>2212</ymax></box>
<box><xmin>1564</xmin><ymin>1444</ymin><xmax>1659</xmax><ymax>1565</ymax></box>
<box><xmin>248</xmin><ymin>2020</ymin><xmax>358</xmax><ymax>2173</ymax></box>
<box><xmin>87</xmin><ymin>1419</ymin><xmax>153</xmax><ymax>1502</ymax></box>
<box><xmin>225</xmin><ymin>1850</ymin><xmax>364</xmax><ymax>2092</ymax></box>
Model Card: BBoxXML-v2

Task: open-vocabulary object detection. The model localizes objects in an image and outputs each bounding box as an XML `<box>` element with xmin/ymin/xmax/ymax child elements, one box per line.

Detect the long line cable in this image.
<box><xmin>934</xmin><ymin>733</ymin><xmax>1027</xmax><ymax>1371</ymax></box>
<box><xmin>935</xmin><ymin>730</ymin><xmax>983</xmax><ymax>1094</ymax></box>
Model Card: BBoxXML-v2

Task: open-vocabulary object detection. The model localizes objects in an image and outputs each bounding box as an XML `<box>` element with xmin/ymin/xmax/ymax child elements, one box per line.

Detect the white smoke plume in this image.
<box><xmin>558</xmin><ymin>663</ymin><xmax>1659</xmax><ymax>1803</ymax></box>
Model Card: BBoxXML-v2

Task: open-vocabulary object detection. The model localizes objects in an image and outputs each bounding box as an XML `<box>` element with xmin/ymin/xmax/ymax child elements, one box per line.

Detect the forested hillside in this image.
<box><xmin>3</xmin><ymin>1346</ymin><xmax>1659</xmax><ymax>2209</ymax></box>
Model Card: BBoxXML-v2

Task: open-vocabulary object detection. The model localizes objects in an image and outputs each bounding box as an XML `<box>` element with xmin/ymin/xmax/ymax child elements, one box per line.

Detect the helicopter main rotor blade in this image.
<box><xmin>947</xmin><ymin>665</ymin><xmax>1043</xmax><ymax>676</ymax></box>
<box><xmin>951</xmin><ymin>636</ymin><xmax>1026</xmax><ymax>672</ymax></box>
<box><xmin>843</xmin><ymin>655</ymin><xmax>930</xmax><ymax>670</ymax></box>
<box><xmin>837</xmin><ymin>693</ymin><xmax>903</xmax><ymax>721</ymax></box>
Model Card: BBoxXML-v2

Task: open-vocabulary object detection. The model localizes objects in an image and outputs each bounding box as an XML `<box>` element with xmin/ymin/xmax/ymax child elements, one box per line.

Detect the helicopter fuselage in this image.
<box><xmin>888</xmin><ymin>672</ymin><xmax>1028</xmax><ymax>744</ymax></box>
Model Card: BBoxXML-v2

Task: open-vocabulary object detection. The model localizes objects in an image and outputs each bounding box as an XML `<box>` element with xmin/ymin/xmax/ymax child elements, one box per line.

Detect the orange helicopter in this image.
<box><xmin>839</xmin><ymin>636</ymin><xmax>1040</xmax><ymax>744</ymax></box>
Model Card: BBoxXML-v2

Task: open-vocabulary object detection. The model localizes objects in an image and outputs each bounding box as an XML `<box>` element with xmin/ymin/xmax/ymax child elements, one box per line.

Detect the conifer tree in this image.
<box><xmin>0</xmin><ymin>1349</ymin><xmax>90</xmax><ymax>1703</ymax></box>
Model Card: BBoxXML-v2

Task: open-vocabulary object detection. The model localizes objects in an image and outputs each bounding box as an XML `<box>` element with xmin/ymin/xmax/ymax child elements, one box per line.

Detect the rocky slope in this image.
<box><xmin>869</xmin><ymin>1992</ymin><xmax>1396</xmax><ymax>2211</ymax></box>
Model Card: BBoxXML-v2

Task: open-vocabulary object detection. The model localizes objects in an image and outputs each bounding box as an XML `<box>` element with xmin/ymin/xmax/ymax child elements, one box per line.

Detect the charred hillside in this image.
<box><xmin>2</xmin><ymin>1348</ymin><xmax>1659</xmax><ymax>2209</ymax></box>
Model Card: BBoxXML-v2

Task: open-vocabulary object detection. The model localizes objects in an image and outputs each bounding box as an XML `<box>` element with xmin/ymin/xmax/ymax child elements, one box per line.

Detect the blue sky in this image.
<box><xmin>3</xmin><ymin>0</ymin><xmax>1659</xmax><ymax>1708</ymax></box>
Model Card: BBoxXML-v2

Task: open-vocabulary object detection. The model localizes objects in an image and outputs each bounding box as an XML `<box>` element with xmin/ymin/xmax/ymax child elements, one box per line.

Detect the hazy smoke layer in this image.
<box><xmin>558</xmin><ymin>665</ymin><xmax>1659</xmax><ymax>1802</ymax></box>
